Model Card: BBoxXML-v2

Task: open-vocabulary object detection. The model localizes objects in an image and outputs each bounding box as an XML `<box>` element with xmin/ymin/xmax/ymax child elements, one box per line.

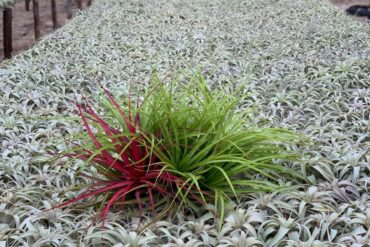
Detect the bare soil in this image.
<box><xmin>0</xmin><ymin>0</ymin><xmax>92</xmax><ymax>60</ymax></box>
<box><xmin>330</xmin><ymin>0</ymin><xmax>370</xmax><ymax>8</ymax></box>
<box><xmin>330</xmin><ymin>0</ymin><xmax>370</xmax><ymax>22</ymax></box>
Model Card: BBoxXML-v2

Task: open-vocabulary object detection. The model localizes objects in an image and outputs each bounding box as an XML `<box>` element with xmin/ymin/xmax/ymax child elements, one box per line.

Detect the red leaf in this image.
<box><xmin>100</xmin><ymin>183</ymin><xmax>135</xmax><ymax>227</ymax></box>
<box><xmin>56</xmin><ymin>180</ymin><xmax>134</xmax><ymax>209</ymax></box>
<box><xmin>83</xmin><ymin>99</ymin><xmax>135</xmax><ymax>175</ymax></box>
<box><xmin>99</xmin><ymin>83</ymin><xmax>136</xmax><ymax>134</ymax></box>
<box><xmin>75</xmin><ymin>100</ymin><xmax>119</xmax><ymax>169</ymax></box>
<box><xmin>148</xmin><ymin>188</ymin><xmax>156</xmax><ymax>222</ymax></box>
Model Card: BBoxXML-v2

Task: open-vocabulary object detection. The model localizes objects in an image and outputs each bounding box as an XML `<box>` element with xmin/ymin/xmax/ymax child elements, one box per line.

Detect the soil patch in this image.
<box><xmin>331</xmin><ymin>0</ymin><xmax>370</xmax><ymax>22</ymax></box>
<box><xmin>330</xmin><ymin>0</ymin><xmax>370</xmax><ymax>8</ymax></box>
<box><xmin>0</xmin><ymin>0</ymin><xmax>91</xmax><ymax>60</ymax></box>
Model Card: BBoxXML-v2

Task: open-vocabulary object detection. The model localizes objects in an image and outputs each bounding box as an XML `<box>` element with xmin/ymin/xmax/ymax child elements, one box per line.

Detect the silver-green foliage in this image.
<box><xmin>0</xmin><ymin>0</ymin><xmax>369</xmax><ymax>245</ymax></box>
<box><xmin>0</xmin><ymin>0</ymin><xmax>22</xmax><ymax>9</ymax></box>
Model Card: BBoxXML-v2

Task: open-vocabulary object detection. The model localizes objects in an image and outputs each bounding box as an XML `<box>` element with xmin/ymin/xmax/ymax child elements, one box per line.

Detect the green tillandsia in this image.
<box><xmin>136</xmin><ymin>73</ymin><xmax>307</xmax><ymax>228</ymax></box>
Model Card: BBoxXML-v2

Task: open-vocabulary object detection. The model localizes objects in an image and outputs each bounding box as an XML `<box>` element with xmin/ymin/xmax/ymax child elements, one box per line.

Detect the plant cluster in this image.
<box><xmin>0</xmin><ymin>0</ymin><xmax>369</xmax><ymax>245</ymax></box>
<box><xmin>59</xmin><ymin>75</ymin><xmax>303</xmax><ymax>226</ymax></box>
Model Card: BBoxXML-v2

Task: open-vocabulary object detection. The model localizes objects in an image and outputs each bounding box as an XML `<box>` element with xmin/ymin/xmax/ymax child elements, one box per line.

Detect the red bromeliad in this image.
<box><xmin>56</xmin><ymin>87</ymin><xmax>189</xmax><ymax>226</ymax></box>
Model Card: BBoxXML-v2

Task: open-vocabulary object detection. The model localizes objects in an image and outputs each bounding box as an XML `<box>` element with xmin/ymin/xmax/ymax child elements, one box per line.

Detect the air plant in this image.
<box><xmin>55</xmin><ymin>83</ymin><xmax>188</xmax><ymax>226</ymax></box>
<box><xmin>219</xmin><ymin>230</ymin><xmax>263</xmax><ymax>247</ymax></box>
<box><xmin>56</xmin><ymin>74</ymin><xmax>305</xmax><ymax>228</ymax></box>
<box><xmin>142</xmin><ymin>74</ymin><xmax>305</xmax><ymax>223</ymax></box>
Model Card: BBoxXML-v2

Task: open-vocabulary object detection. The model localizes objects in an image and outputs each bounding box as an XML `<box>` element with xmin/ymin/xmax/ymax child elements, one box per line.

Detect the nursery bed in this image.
<box><xmin>0</xmin><ymin>0</ymin><xmax>369</xmax><ymax>245</ymax></box>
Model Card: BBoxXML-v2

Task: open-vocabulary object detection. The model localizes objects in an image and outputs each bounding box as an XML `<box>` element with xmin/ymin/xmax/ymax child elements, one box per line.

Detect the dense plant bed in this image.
<box><xmin>0</xmin><ymin>0</ymin><xmax>369</xmax><ymax>245</ymax></box>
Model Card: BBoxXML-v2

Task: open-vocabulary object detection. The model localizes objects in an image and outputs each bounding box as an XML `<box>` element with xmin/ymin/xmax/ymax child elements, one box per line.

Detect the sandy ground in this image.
<box><xmin>330</xmin><ymin>0</ymin><xmax>370</xmax><ymax>22</ymax></box>
<box><xmin>0</xmin><ymin>0</ymin><xmax>92</xmax><ymax>60</ymax></box>
<box><xmin>330</xmin><ymin>0</ymin><xmax>370</xmax><ymax>8</ymax></box>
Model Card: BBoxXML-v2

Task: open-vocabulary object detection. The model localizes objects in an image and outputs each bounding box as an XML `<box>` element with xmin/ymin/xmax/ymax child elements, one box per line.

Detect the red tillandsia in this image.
<box><xmin>55</xmin><ymin>87</ymin><xmax>191</xmax><ymax>227</ymax></box>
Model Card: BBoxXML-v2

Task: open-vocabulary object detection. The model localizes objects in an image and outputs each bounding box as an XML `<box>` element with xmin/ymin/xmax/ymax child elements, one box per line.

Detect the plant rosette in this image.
<box><xmin>56</xmin><ymin>73</ymin><xmax>306</xmax><ymax>227</ymax></box>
